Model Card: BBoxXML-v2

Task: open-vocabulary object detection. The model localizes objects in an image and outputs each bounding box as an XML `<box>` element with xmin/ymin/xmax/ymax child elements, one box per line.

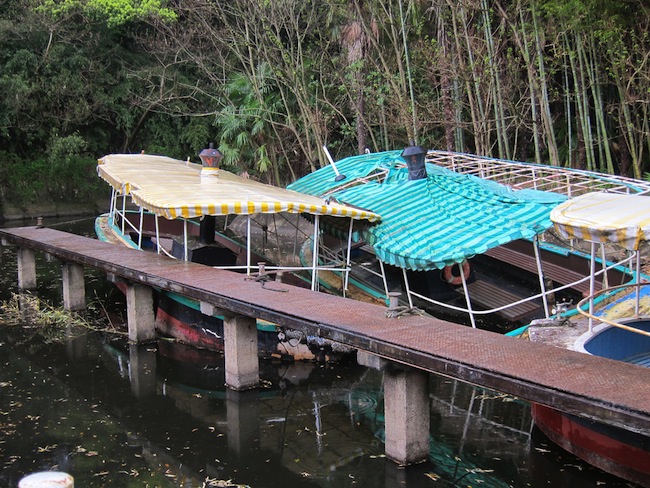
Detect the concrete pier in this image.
<box><xmin>125</xmin><ymin>283</ymin><xmax>156</xmax><ymax>344</ymax></box>
<box><xmin>17</xmin><ymin>247</ymin><xmax>37</xmax><ymax>290</ymax></box>
<box><xmin>383</xmin><ymin>366</ymin><xmax>430</xmax><ymax>465</ymax></box>
<box><xmin>224</xmin><ymin>314</ymin><xmax>259</xmax><ymax>390</ymax></box>
<box><xmin>62</xmin><ymin>262</ymin><xmax>85</xmax><ymax>311</ymax></box>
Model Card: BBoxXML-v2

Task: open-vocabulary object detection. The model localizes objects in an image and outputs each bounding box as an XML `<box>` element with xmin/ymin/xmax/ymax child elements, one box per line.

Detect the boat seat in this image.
<box><xmin>465</xmin><ymin>280</ymin><xmax>541</xmax><ymax>323</ymax></box>
<box><xmin>483</xmin><ymin>246</ymin><xmax>600</xmax><ymax>296</ymax></box>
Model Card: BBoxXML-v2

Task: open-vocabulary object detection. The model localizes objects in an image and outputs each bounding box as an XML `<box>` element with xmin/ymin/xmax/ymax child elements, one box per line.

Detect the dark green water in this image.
<box><xmin>0</xmin><ymin>217</ymin><xmax>638</xmax><ymax>487</ymax></box>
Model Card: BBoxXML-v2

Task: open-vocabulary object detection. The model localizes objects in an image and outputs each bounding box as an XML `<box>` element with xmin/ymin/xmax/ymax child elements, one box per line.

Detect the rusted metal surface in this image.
<box><xmin>2</xmin><ymin>226</ymin><xmax>650</xmax><ymax>436</ymax></box>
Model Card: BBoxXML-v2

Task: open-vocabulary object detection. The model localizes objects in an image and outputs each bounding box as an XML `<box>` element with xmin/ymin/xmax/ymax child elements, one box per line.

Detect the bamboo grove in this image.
<box><xmin>1</xmin><ymin>0</ymin><xmax>649</xmax><ymax>201</ymax></box>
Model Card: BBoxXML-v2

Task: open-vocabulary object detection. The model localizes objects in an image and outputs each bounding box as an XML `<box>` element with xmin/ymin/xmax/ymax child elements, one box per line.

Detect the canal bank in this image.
<box><xmin>1</xmin><ymin>200</ymin><xmax>110</xmax><ymax>224</ymax></box>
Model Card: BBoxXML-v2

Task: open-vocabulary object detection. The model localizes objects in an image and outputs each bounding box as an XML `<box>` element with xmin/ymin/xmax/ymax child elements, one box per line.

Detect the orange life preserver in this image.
<box><xmin>443</xmin><ymin>260</ymin><xmax>470</xmax><ymax>286</ymax></box>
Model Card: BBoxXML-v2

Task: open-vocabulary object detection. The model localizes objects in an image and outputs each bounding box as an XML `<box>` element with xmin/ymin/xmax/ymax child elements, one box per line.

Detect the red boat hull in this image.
<box><xmin>531</xmin><ymin>403</ymin><xmax>650</xmax><ymax>486</ymax></box>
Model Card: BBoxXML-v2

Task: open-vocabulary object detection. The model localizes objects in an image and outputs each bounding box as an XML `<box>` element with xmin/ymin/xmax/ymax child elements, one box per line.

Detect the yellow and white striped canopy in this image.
<box><xmin>97</xmin><ymin>154</ymin><xmax>380</xmax><ymax>222</ymax></box>
<box><xmin>550</xmin><ymin>192</ymin><xmax>650</xmax><ymax>250</ymax></box>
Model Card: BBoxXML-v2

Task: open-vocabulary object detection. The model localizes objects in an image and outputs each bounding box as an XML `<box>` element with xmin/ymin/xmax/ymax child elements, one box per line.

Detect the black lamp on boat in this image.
<box><xmin>199</xmin><ymin>142</ymin><xmax>223</xmax><ymax>177</ymax></box>
<box><xmin>401</xmin><ymin>142</ymin><xmax>427</xmax><ymax>180</ymax></box>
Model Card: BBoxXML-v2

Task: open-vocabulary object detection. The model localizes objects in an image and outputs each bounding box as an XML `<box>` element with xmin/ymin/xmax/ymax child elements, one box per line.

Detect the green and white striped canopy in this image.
<box><xmin>288</xmin><ymin>150</ymin><xmax>567</xmax><ymax>271</ymax></box>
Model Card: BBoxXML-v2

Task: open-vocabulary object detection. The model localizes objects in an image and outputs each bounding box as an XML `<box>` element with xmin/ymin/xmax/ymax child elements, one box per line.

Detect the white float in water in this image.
<box><xmin>19</xmin><ymin>471</ymin><xmax>74</xmax><ymax>488</ymax></box>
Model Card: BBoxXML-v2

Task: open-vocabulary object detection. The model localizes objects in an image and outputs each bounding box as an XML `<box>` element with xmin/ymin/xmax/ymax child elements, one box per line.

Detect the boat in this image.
<box><xmin>290</xmin><ymin>148</ymin><xmax>650</xmax><ymax>483</ymax></box>
<box><xmin>96</xmin><ymin>147</ymin><xmax>649</xmax><ymax>352</ymax></box>
<box><xmin>288</xmin><ymin>147</ymin><xmax>650</xmax><ymax>331</ymax></box>
<box><xmin>95</xmin><ymin>152</ymin><xmax>380</xmax><ymax>361</ymax></box>
<box><xmin>525</xmin><ymin>191</ymin><xmax>650</xmax><ymax>486</ymax></box>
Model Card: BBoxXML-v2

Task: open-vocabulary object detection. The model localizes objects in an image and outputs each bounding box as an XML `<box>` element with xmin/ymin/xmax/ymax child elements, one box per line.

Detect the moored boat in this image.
<box><xmin>288</xmin><ymin>147</ymin><xmax>650</xmax><ymax>331</ymax></box>
<box><xmin>95</xmin><ymin>152</ymin><xmax>381</xmax><ymax>361</ymax></box>
<box><xmin>527</xmin><ymin>192</ymin><xmax>650</xmax><ymax>486</ymax></box>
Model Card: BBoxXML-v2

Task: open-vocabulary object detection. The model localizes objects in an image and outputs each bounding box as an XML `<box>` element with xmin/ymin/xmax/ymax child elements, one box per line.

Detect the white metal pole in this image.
<box><xmin>311</xmin><ymin>215</ymin><xmax>320</xmax><ymax>291</ymax></box>
<box><xmin>458</xmin><ymin>262</ymin><xmax>477</xmax><ymax>328</ymax></box>
<box><xmin>343</xmin><ymin>218</ymin><xmax>354</xmax><ymax>297</ymax></box>
<box><xmin>137</xmin><ymin>206</ymin><xmax>144</xmax><ymax>250</ymax></box>
<box><xmin>183</xmin><ymin>218</ymin><xmax>189</xmax><ymax>261</ymax></box>
<box><xmin>532</xmin><ymin>235</ymin><xmax>550</xmax><ymax>318</ymax></box>
<box><xmin>322</xmin><ymin>145</ymin><xmax>342</xmax><ymax>177</ymax></box>
<box><xmin>401</xmin><ymin>268</ymin><xmax>414</xmax><ymax>308</ymax></box>
<box><xmin>634</xmin><ymin>249</ymin><xmax>641</xmax><ymax>318</ymax></box>
<box><xmin>109</xmin><ymin>187</ymin><xmax>116</xmax><ymax>220</ymax></box>
<box><xmin>121</xmin><ymin>190</ymin><xmax>127</xmax><ymax>235</ymax></box>
<box><xmin>246</xmin><ymin>215</ymin><xmax>252</xmax><ymax>276</ymax></box>
<box><xmin>379</xmin><ymin>259</ymin><xmax>390</xmax><ymax>302</ymax></box>
<box><xmin>155</xmin><ymin>214</ymin><xmax>161</xmax><ymax>254</ymax></box>
<box><xmin>588</xmin><ymin>242</ymin><xmax>596</xmax><ymax>333</ymax></box>
<box><xmin>600</xmin><ymin>243</ymin><xmax>609</xmax><ymax>289</ymax></box>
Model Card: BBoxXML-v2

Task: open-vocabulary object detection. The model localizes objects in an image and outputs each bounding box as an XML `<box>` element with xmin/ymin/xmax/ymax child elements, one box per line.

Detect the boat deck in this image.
<box><xmin>2</xmin><ymin>225</ymin><xmax>650</xmax><ymax>437</ymax></box>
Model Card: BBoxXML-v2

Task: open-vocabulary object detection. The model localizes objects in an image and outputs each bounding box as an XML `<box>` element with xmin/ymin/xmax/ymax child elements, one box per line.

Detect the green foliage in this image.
<box><xmin>37</xmin><ymin>0</ymin><xmax>177</xmax><ymax>27</ymax></box>
<box><xmin>0</xmin><ymin>292</ymin><xmax>125</xmax><ymax>343</ymax></box>
<box><xmin>2</xmin><ymin>0</ymin><xmax>650</xmax><ymax>205</ymax></box>
<box><xmin>214</xmin><ymin>63</ymin><xmax>283</xmax><ymax>178</ymax></box>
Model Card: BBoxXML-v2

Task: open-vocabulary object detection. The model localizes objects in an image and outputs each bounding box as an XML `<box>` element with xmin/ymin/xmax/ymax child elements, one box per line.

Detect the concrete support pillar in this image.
<box><xmin>224</xmin><ymin>314</ymin><xmax>259</xmax><ymax>390</ymax></box>
<box><xmin>126</xmin><ymin>283</ymin><xmax>156</xmax><ymax>344</ymax></box>
<box><xmin>17</xmin><ymin>248</ymin><xmax>37</xmax><ymax>290</ymax></box>
<box><xmin>383</xmin><ymin>366</ymin><xmax>430</xmax><ymax>465</ymax></box>
<box><xmin>62</xmin><ymin>262</ymin><xmax>85</xmax><ymax>311</ymax></box>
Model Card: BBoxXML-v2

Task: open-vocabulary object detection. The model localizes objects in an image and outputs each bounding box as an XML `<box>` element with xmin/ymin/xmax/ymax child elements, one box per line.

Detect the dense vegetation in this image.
<box><xmin>2</xmin><ymin>0</ymin><xmax>650</xmax><ymax>207</ymax></box>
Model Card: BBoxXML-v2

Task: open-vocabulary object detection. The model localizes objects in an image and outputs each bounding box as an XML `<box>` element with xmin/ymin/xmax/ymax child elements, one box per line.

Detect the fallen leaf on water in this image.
<box><xmin>37</xmin><ymin>444</ymin><xmax>57</xmax><ymax>453</ymax></box>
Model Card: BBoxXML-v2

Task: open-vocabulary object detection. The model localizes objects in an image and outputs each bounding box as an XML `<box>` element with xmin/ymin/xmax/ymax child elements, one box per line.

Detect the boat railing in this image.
<box><xmin>211</xmin><ymin>264</ymin><xmax>351</xmax><ymax>273</ymax></box>
<box><xmin>427</xmin><ymin>150</ymin><xmax>650</xmax><ymax>197</ymax></box>
<box><xmin>576</xmin><ymin>282</ymin><xmax>650</xmax><ymax>338</ymax></box>
<box><xmin>109</xmin><ymin>190</ymin><xmax>145</xmax><ymax>243</ymax></box>
<box><xmin>109</xmin><ymin>201</ymin><xmax>366</xmax><ymax>295</ymax></box>
<box><xmin>401</xmin><ymin>253</ymin><xmax>638</xmax><ymax>328</ymax></box>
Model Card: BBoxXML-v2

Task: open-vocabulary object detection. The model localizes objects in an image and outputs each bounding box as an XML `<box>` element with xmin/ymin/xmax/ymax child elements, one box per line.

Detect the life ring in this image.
<box><xmin>443</xmin><ymin>260</ymin><xmax>471</xmax><ymax>286</ymax></box>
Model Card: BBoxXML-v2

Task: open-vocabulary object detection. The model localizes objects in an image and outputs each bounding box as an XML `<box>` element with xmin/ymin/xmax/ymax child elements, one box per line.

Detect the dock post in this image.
<box><xmin>17</xmin><ymin>248</ymin><xmax>37</xmax><ymax>290</ymax></box>
<box><xmin>62</xmin><ymin>262</ymin><xmax>85</xmax><ymax>311</ymax></box>
<box><xmin>383</xmin><ymin>366</ymin><xmax>430</xmax><ymax>465</ymax></box>
<box><xmin>224</xmin><ymin>314</ymin><xmax>259</xmax><ymax>390</ymax></box>
<box><xmin>125</xmin><ymin>283</ymin><xmax>156</xmax><ymax>344</ymax></box>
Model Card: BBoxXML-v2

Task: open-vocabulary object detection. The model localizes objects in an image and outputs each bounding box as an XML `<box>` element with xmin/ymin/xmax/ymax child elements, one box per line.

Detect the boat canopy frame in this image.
<box><xmin>100</xmin><ymin>153</ymin><xmax>380</xmax><ymax>295</ymax></box>
<box><xmin>551</xmin><ymin>192</ymin><xmax>650</xmax><ymax>337</ymax></box>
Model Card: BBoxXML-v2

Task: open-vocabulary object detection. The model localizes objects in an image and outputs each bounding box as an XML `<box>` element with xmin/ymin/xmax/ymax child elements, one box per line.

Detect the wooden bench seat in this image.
<box><xmin>483</xmin><ymin>245</ymin><xmax>597</xmax><ymax>295</ymax></box>
<box><xmin>465</xmin><ymin>280</ymin><xmax>541</xmax><ymax>322</ymax></box>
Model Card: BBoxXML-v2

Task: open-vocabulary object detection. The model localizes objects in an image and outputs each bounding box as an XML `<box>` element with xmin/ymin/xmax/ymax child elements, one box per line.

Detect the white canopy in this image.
<box><xmin>98</xmin><ymin>154</ymin><xmax>380</xmax><ymax>222</ymax></box>
<box><xmin>550</xmin><ymin>192</ymin><xmax>650</xmax><ymax>251</ymax></box>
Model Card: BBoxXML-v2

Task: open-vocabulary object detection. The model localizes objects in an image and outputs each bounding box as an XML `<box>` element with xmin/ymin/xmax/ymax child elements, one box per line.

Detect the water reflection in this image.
<box><xmin>0</xmin><ymin>217</ymin><xmax>639</xmax><ymax>487</ymax></box>
<box><xmin>1</xmin><ymin>328</ymin><xmax>634</xmax><ymax>488</ymax></box>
